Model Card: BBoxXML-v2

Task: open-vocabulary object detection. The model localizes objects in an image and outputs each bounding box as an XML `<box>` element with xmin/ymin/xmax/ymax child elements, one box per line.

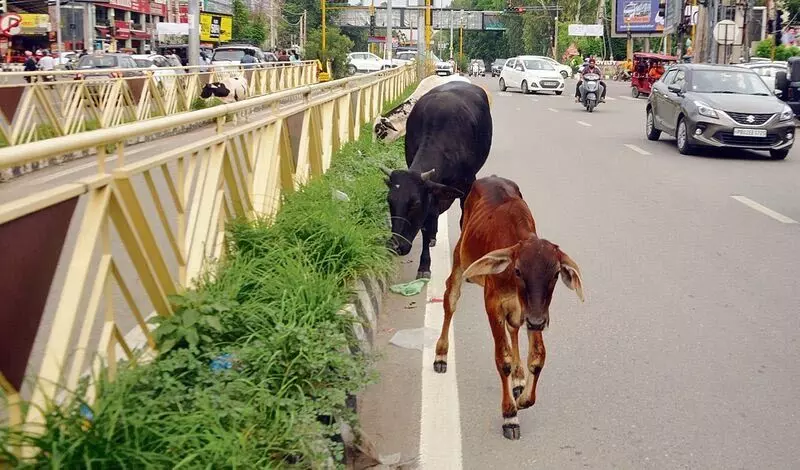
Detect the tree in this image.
<box><xmin>232</xmin><ymin>0</ymin><xmax>268</xmax><ymax>47</ymax></box>
<box><xmin>305</xmin><ymin>26</ymin><xmax>355</xmax><ymax>79</ymax></box>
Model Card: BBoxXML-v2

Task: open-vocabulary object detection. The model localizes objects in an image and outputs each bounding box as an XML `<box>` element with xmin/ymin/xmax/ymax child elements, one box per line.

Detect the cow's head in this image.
<box><xmin>381</xmin><ymin>166</ymin><xmax>462</xmax><ymax>256</ymax></box>
<box><xmin>462</xmin><ymin>236</ymin><xmax>584</xmax><ymax>330</ymax></box>
<box><xmin>200</xmin><ymin>82</ymin><xmax>230</xmax><ymax>99</ymax></box>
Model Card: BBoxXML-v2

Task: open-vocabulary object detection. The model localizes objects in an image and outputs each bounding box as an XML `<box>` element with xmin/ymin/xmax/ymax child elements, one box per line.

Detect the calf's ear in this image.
<box><xmin>463</xmin><ymin>246</ymin><xmax>515</xmax><ymax>281</ymax></box>
<box><xmin>425</xmin><ymin>181</ymin><xmax>463</xmax><ymax>200</ymax></box>
<box><xmin>558</xmin><ymin>250</ymin><xmax>584</xmax><ymax>302</ymax></box>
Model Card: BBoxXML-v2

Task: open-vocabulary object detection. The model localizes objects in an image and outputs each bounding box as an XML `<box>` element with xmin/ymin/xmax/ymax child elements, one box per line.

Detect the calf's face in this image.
<box><xmin>463</xmin><ymin>236</ymin><xmax>584</xmax><ymax>329</ymax></box>
<box><xmin>381</xmin><ymin>167</ymin><xmax>461</xmax><ymax>256</ymax></box>
<box><xmin>373</xmin><ymin>116</ymin><xmax>400</xmax><ymax>142</ymax></box>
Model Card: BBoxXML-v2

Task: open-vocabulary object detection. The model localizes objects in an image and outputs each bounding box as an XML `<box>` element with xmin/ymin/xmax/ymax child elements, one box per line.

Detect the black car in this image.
<box><xmin>646</xmin><ymin>63</ymin><xmax>795</xmax><ymax>159</ymax></box>
<box><xmin>491</xmin><ymin>59</ymin><xmax>505</xmax><ymax>77</ymax></box>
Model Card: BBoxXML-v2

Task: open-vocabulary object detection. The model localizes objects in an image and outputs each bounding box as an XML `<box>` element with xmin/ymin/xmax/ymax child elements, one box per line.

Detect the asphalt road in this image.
<box><xmin>359</xmin><ymin>77</ymin><xmax>800</xmax><ymax>469</ymax></box>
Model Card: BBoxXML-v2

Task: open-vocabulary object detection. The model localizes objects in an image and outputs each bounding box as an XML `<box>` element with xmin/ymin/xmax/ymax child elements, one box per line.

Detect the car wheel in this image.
<box><xmin>676</xmin><ymin>117</ymin><xmax>695</xmax><ymax>155</ymax></box>
<box><xmin>499</xmin><ymin>78</ymin><xmax>507</xmax><ymax>91</ymax></box>
<box><xmin>561</xmin><ymin>70</ymin><xmax>569</xmax><ymax>79</ymax></box>
<box><xmin>646</xmin><ymin>108</ymin><xmax>661</xmax><ymax>141</ymax></box>
<box><xmin>347</xmin><ymin>64</ymin><xmax>357</xmax><ymax>75</ymax></box>
<box><xmin>521</xmin><ymin>80</ymin><xmax>529</xmax><ymax>94</ymax></box>
<box><xmin>631</xmin><ymin>87</ymin><xmax>640</xmax><ymax>98</ymax></box>
<box><xmin>769</xmin><ymin>148</ymin><xmax>790</xmax><ymax>159</ymax></box>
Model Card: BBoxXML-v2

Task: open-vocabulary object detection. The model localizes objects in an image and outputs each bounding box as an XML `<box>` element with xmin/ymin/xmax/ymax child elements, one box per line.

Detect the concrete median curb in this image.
<box><xmin>340</xmin><ymin>275</ymin><xmax>387</xmax><ymax>355</ymax></box>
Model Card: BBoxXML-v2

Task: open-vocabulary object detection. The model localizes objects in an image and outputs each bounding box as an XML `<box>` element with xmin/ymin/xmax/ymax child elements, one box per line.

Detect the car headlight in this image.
<box><xmin>694</xmin><ymin>101</ymin><xmax>719</xmax><ymax>119</ymax></box>
<box><xmin>780</xmin><ymin>105</ymin><xmax>794</xmax><ymax>121</ymax></box>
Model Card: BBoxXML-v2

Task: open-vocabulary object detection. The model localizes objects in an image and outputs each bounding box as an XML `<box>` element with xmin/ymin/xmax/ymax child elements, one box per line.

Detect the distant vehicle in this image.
<box><xmin>346</xmin><ymin>52</ymin><xmax>396</xmax><ymax>74</ymax></box>
<box><xmin>498</xmin><ymin>56</ymin><xmax>565</xmax><ymax>95</ymax></box>
<box><xmin>491</xmin><ymin>59</ymin><xmax>505</xmax><ymax>77</ymax></box>
<box><xmin>211</xmin><ymin>45</ymin><xmax>271</xmax><ymax>67</ymax></box>
<box><xmin>130</xmin><ymin>54</ymin><xmax>183</xmax><ymax>83</ymax></box>
<box><xmin>469</xmin><ymin>59</ymin><xmax>486</xmax><ymax>77</ymax></box>
<box><xmin>735</xmin><ymin>61</ymin><xmax>787</xmax><ymax>92</ymax></box>
<box><xmin>73</xmin><ymin>53</ymin><xmax>144</xmax><ymax>80</ymax></box>
<box><xmin>525</xmin><ymin>55</ymin><xmax>572</xmax><ymax>79</ymax></box>
<box><xmin>646</xmin><ymin>63</ymin><xmax>794</xmax><ymax>159</ymax></box>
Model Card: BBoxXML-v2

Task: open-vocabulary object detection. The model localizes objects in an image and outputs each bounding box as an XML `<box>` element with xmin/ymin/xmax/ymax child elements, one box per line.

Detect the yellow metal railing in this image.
<box><xmin>0</xmin><ymin>64</ymin><xmax>416</xmax><ymax>450</ymax></box>
<box><xmin>0</xmin><ymin>62</ymin><xmax>318</xmax><ymax>147</ymax></box>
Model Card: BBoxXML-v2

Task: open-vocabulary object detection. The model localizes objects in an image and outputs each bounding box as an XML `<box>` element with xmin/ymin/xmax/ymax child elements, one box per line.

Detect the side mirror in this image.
<box><xmin>774</xmin><ymin>88</ymin><xmax>783</xmax><ymax>97</ymax></box>
<box><xmin>668</xmin><ymin>84</ymin><xmax>682</xmax><ymax>94</ymax></box>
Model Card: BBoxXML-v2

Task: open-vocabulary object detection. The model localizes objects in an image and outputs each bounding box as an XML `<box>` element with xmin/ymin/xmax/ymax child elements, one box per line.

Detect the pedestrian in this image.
<box><xmin>23</xmin><ymin>51</ymin><xmax>37</xmax><ymax>83</ymax></box>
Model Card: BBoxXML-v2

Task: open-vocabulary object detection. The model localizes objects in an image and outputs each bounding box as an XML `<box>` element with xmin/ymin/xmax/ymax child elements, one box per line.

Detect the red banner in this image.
<box><xmin>150</xmin><ymin>2</ymin><xmax>167</xmax><ymax>17</ymax></box>
<box><xmin>179</xmin><ymin>5</ymin><xmax>188</xmax><ymax>23</ymax></box>
<box><xmin>114</xmin><ymin>20</ymin><xmax>131</xmax><ymax>38</ymax></box>
<box><xmin>109</xmin><ymin>0</ymin><xmax>151</xmax><ymax>14</ymax></box>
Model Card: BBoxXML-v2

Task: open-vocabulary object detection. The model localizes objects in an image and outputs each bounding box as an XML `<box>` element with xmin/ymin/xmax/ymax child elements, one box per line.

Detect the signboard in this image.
<box><xmin>114</xmin><ymin>20</ymin><xmax>131</xmax><ymax>38</ymax></box>
<box><xmin>713</xmin><ymin>20</ymin><xmax>741</xmax><ymax>45</ymax></box>
<box><xmin>18</xmin><ymin>14</ymin><xmax>50</xmax><ymax>35</ymax></box>
<box><xmin>156</xmin><ymin>22</ymin><xmax>188</xmax><ymax>45</ymax></box>
<box><xmin>664</xmin><ymin>0</ymin><xmax>679</xmax><ymax>33</ymax></box>
<box><xmin>568</xmin><ymin>23</ymin><xmax>604</xmax><ymax>36</ymax></box>
<box><xmin>0</xmin><ymin>14</ymin><xmax>22</xmax><ymax>36</ymax></box>
<box><xmin>203</xmin><ymin>0</ymin><xmax>232</xmax><ymax>15</ymax></box>
<box><xmin>482</xmin><ymin>12</ymin><xmax>506</xmax><ymax>31</ymax></box>
<box><xmin>109</xmin><ymin>0</ymin><xmax>152</xmax><ymax>14</ymax></box>
<box><xmin>199</xmin><ymin>12</ymin><xmax>231</xmax><ymax>42</ymax></box>
<box><xmin>612</xmin><ymin>0</ymin><xmax>670</xmax><ymax>36</ymax></box>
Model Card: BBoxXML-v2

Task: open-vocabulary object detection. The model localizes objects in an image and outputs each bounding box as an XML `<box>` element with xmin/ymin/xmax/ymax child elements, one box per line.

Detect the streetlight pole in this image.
<box><xmin>188</xmin><ymin>0</ymin><xmax>199</xmax><ymax>66</ymax></box>
<box><xmin>386</xmin><ymin>0</ymin><xmax>392</xmax><ymax>59</ymax></box>
<box><xmin>56</xmin><ymin>0</ymin><xmax>63</xmax><ymax>56</ymax></box>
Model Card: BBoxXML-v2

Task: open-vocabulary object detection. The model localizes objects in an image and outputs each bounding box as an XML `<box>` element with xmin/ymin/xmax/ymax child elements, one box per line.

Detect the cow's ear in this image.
<box><xmin>463</xmin><ymin>246</ymin><xmax>515</xmax><ymax>281</ymax></box>
<box><xmin>558</xmin><ymin>250</ymin><xmax>584</xmax><ymax>302</ymax></box>
<box><xmin>425</xmin><ymin>181</ymin><xmax>462</xmax><ymax>200</ymax></box>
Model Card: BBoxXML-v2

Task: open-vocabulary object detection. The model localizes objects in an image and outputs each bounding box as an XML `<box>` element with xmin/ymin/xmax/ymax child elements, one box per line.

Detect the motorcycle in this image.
<box><xmin>579</xmin><ymin>72</ymin><xmax>603</xmax><ymax>113</ymax></box>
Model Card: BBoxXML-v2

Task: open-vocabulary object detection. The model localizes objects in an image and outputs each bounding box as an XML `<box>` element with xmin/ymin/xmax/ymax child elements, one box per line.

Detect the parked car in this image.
<box><xmin>73</xmin><ymin>53</ymin><xmax>145</xmax><ymax>80</ymax></box>
<box><xmin>54</xmin><ymin>51</ymin><xmax>79</xmax><ymax>70</ymax></box>
<box><xmin>498</xmin><ymin>56</ymin><xmax>565</xmax><ymax>95</ymax></box>
<box><xmin>131</xmin><ymin>54</ymin><xmax>183</xmax><ymax>83</ymax></box>
<box><xmin>645</xmin><ymin>63</ymin><xmax>794</xmax><ymax>159</ymax></box>
<box><xmin>735</xmin><ymin>60</ymin><xmax>787</xmax><ymax>92</ymax></box>
<box><xmin>491</xmin><ymin>58</ymin><xmax>506</xmax><ymax>77</ymax></box>
<box><xmin>346</xmin><ymin>52</ymin><xmax>396</xmax><ymax>74</ymax></box>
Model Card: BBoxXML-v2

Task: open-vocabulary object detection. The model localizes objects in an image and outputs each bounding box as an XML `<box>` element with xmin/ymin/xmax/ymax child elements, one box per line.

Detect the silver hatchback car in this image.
<box><xmin>645</xmin><ymin>64</ymin><xmax>795</xmax><ymax>159</ymax></box>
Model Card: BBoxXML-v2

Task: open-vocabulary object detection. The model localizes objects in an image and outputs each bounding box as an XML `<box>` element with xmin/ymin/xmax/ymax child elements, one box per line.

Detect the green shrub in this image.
<box><xmin>755</xmin><ymin>39</ymin><xmax>800</xmax><ymax>61</ymax></box>
<box><xmin>1</xmin><ymin>82</ymin><xmax>417</xmax><ymax>468</ymax></box>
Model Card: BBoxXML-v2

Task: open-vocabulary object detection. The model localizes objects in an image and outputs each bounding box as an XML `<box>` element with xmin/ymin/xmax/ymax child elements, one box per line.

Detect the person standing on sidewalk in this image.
<box><xmin>23</xmin><ymin>51</ymin><xmax>37</xmax><ymax>83</ymax></box>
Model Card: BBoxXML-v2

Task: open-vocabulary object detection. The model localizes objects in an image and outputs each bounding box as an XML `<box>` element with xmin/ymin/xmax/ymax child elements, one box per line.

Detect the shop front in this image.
<box><xmin>4</xmin><ymin>14</ymin><xmax>52</xmax><ymax>63</ymax></box>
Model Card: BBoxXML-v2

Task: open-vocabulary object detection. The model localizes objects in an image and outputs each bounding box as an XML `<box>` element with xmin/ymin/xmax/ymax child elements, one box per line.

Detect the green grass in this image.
<box><xmin>0</xmin><ymin>81</ymin><xmax>418</xmax><ymax>469</ymax></box>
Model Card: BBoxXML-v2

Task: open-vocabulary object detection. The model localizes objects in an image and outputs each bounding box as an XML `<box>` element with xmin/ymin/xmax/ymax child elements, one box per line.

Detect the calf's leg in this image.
<box><xmin>433</xmin><ymin>255</ymin><xmax>464</xmax><ymax>373</ymax></box>
<box><xmin>486</xmin><ymin>296</ymin><xmax>520</xmax><ymax>440</ymax></box>
<box><xmin>507</xmin><ymin>324</ymin><xmax>526</xmax><ymax>399</ymax></box>
<box><xmin>517</xmin><ymin>330</ymin><xmax>546</xmax><ymax>410</ymax></box>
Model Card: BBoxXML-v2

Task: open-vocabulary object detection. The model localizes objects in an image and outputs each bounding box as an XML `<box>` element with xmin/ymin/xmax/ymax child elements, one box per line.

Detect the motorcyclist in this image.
<box><xmin>575</xmin><ymin>58</ymin><xmax>606</xmax><ymax>103</ymax></box>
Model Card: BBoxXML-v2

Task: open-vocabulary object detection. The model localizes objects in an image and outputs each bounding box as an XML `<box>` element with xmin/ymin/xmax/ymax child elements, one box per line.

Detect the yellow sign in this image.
<box><xmin>199</xmin><ymin>13</ymin><xmax>232</xmax><ymax>43</ymax></box>
<box><xmin>19</xmin><ymin>14</ymin><xmax>51</xmax><ymax>35</ymax></box>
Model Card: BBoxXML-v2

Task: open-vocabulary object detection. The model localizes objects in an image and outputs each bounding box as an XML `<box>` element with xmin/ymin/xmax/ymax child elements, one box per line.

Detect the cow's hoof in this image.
<box><xmin>433</xmin><ymin>360</ymin><xmax>447</xmax><ymax>373</ymax></box>
<box><xmin>512</xmin><ymin>386</ymin><xmax>523</xmax><ymax>400</ymax></box>
<box><xmin>416</xmin><ymin>271</ymin><xmax>431</xmax><ymax>280</ymax></box>
<box><xmin>502</xmin><ymin>424</ymin><xmax>521</xmax><ymax>440</ymax></box>
<box><xmin>429</xmin><ymin>238</ymin><xmax>437</xmax><ymax>247</ymax></box>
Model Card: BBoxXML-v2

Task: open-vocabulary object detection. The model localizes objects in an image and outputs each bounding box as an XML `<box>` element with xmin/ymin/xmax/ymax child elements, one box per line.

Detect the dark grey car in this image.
<box><xmin>646</xmin><ymin>63</ymin><xmax>795</xmax><ymax>159</ymax></box>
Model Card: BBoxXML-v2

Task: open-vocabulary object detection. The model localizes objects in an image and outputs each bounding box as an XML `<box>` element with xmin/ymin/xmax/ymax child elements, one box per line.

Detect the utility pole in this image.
<box><xmin>386</xmin><ymin>0</ymin><xmax>392</xmax><ymax>60</ymax></box>
<box><xmin>425</xmin><ymin>0</ymin><xmax>432</xmax><ymax>52</ymax></box>
<box><xmin>56</xmin><ymin>0</ymin><xmax>63</xmax><ymax>57</ymax></box>
<box><xmin>459</xmin><ymin>9</ymin><xmax>464</xmax><ymax>62</ymax></box>
<box><xmin>741</xmin><ymin>0</ymin><xmax>753</xmax><ymax>62</ymax></box>
<box><xmin>301</xmin><ymin>9</ymin><xmax>307</xmax><ymax>50</ymax></box>
<box><xmin>188</xmin><ymin>0</ymin><xmax>199</xmax><ymax>66</ymax></box>
<box><xmin>449</xmin><ymin>9</ymin><xmax>453</xmax><ymax>59</ymax></box>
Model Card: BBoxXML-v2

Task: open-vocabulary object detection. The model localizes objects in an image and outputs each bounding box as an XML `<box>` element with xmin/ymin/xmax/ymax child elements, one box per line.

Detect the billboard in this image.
<box><xmin>612</xmin><ymin>0</ymin><xmax>665</xmax><ymax>37</ymax></box>
<box><xmin>200</xmin><ymin>12</ymin><xmax>231</xmax><ymax>42</ymax></box>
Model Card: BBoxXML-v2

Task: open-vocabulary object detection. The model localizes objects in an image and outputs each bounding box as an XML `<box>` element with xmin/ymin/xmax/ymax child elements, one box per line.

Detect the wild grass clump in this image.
<box><xmin>1</xmin><ymin>82</ymin><xmax>417</xmax><ymax>468</ymax></box>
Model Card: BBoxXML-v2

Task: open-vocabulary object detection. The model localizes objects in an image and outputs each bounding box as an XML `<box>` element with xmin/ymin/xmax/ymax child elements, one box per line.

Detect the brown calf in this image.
<box><xmin>433</xmin><ymin>175</ymin><xmax>584</xmax><ymax>440</ymax></box>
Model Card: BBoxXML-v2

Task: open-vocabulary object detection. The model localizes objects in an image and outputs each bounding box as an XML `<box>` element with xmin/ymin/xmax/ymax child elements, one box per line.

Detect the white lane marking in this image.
<box><xmin>620</xmin><ymin>96</ymin><xmax>638</xmax><ymax>101</ymax></box>
<box><xmin>498</xmin><ymin>91</ymin><xmax>512</xmax><ymax>97</ymax></box>
<box><xmin>605</xmin><ymin>96</ymin><xmax>617</xmax><ymax>101</ymax></box>
<box><xmin>731</xmin><ymin>195</ymin><xmax>798</xmax><ymax>224</ymax></box>
<box><xmin>419</xmin><ymin>211</ymin><xmax>463</xmax><ymax>470</ymax></box>
<box><xmin>529</xmin><ymin>97</ymin><xmax>539</xmax><ymax>102</ymax></box>
<box><xmin>624</xmin><ymin>144</ymin><xmax>651</xmax><ymax>155</ymax></box>
<box><xmin>547</xmin><ymin>107</ymin><xmax>559</xmax><ymax>113</ymax></box>
<box><xmin>576</xmin><ymin>120</ymin><xmax>592</xmax><ymax>127</ymax></box>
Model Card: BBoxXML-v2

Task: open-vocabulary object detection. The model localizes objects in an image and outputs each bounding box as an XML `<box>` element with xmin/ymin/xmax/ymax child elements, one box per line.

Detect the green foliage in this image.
<box><xmin>232</xmin><ymin>0</ymin><xmax>268</xmax><ymax>46</ymax></box>
<box><xmin>0</xmin><ymin>83</ymin><xmax>418</xmax><ymax>468</ymax></box>
<box><xmin>191</xmin><ymin>96</ymin><xmax>223</xmax><ymax>110</ymax></box>
<box><xmin>305</xmin><ymin>26</ymin><xmax>355</xmax><ymax>79</ymax></box>
<box><xmin>755</xmin><ymin>39</ymin><xmax>800</xmax><ymax>61</ymax></box>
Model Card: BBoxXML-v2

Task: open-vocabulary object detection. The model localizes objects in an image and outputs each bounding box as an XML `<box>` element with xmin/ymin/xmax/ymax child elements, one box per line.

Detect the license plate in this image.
<box><xmin>542</xmin><ymin>81</ymin><xmax>558</xmax><ymax>86</ymax></box>
<box><xmin>733</xmin><ymin>128</ymin><xmax>767</xmax><ymax>137</ymax></box>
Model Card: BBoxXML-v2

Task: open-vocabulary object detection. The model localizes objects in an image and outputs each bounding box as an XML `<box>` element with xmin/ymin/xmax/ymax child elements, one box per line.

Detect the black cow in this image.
<box><xmin>382</xmin><ymin>81</ymin><xmax>493</xmax><ymax>279</ymax></box>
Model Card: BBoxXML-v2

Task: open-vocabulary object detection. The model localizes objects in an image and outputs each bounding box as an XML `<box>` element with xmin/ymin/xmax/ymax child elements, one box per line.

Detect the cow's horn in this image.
<box><xmin>420</xmin><ymin>169</ymin><xmax>436</xmax><ymax>181</ymax></box>
<box><xmin>378</xmin><ymin>165</ymin><xmax>393</xmax><ymax>177</ymax></box>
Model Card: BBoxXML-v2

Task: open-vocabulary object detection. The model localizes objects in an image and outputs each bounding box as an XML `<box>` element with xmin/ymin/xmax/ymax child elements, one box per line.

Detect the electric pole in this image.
<box><xmin>188</xmin><ymin>0</ymin><xmax>199</xmax><ymax>66</ymax></box>
<box><xmin>449</xmin><ymin>9</ymin><xmax>453</xmax><ymax>59</ymax></box>
<box><xmin>386</xmin><ymin>0</ymin><xmax>392</xmax><ymax>59</ymax></box>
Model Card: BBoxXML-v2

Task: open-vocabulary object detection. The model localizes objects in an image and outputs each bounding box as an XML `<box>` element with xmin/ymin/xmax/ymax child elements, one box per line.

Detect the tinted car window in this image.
<box><xmin>661</xmin><ymin>69</ymin><xmax>678</xmax><ymax>84</ymax></box>
<box><xmin>78</xmin><ymin>55</ymin><xmax>120</xmax><ymax>69</ymax></box>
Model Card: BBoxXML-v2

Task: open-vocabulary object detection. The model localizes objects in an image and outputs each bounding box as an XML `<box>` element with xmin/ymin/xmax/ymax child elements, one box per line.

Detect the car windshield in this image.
<box><xmin>78</xmin><ymin>55</ymin><xmax>119</xmax><ymax>69</ymax></box>
<box><xmin>690</xmin><ymin>70</ymin><xmax>772</xmax><ymax>95</ymax></box>
<box><xmin>213</xmin><ymin>49</ymin><xmax>247</xmax><ymax>61</ymax></box>
<box><xmin>523</xmin><ymin>59</ymin><xmax>555</xmax><ymax>71</ymax></box>
<box><xmin>133</xmin><ymin>58</ymin><xmax>152</xmax><ymax>67</ymax></box>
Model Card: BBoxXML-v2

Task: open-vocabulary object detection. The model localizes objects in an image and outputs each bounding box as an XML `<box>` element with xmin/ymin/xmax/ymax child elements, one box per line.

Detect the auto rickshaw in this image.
<box><xmin>630</xmin><ymin>52</ymin><xmax>678</xmax><ymax>98</ymax></box>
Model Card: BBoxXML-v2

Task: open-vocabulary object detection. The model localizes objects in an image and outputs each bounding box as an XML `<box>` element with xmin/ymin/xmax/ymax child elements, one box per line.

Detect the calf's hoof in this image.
<box><xmin>433</xmin><ymin>360</ymin><xmax>447</xmax><ymax>373</ymax></box>
<box><xmin>502</xmin><ymin>423</ymin><xmax>521</xmax><ymax>440</ymax></box>
<box><xmin>416</xmin><ymin>271</ymin><xmax>431</xmax><ymax>280</ymax></box>
<box><xmin>512</xmin><ymin>386</ymin><xmax>523</xmax><ymax>400</ymax></box>
<box><xmin>429</xmin><ymin>238</ymin><xmax>437</xmax><ymax>247</ymax></box>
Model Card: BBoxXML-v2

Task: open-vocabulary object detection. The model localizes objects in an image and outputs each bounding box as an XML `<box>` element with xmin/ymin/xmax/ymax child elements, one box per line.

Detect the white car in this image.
<box><xmin>526</xmin><ymin>55</ymin><xmax>572</xmax><ymax>79</ymax></box>
<box><xmin>131</xmin><ymin>54</ymin><xmax>182</xmax><ymax>84</ymax></box>
<box><xmin>346</xmin><ymin>52</ymin><xmax>396</xmax><ymax>74</ymax></box>
<box><xmin>735</xmin><ymin>61</ymin><xmax>788</xmax><ymax>92</ymax></box>
<box><xmin>498</xmin><ymin>56</ymin><xmax>566</xmax><ymax>95</ymax></box>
